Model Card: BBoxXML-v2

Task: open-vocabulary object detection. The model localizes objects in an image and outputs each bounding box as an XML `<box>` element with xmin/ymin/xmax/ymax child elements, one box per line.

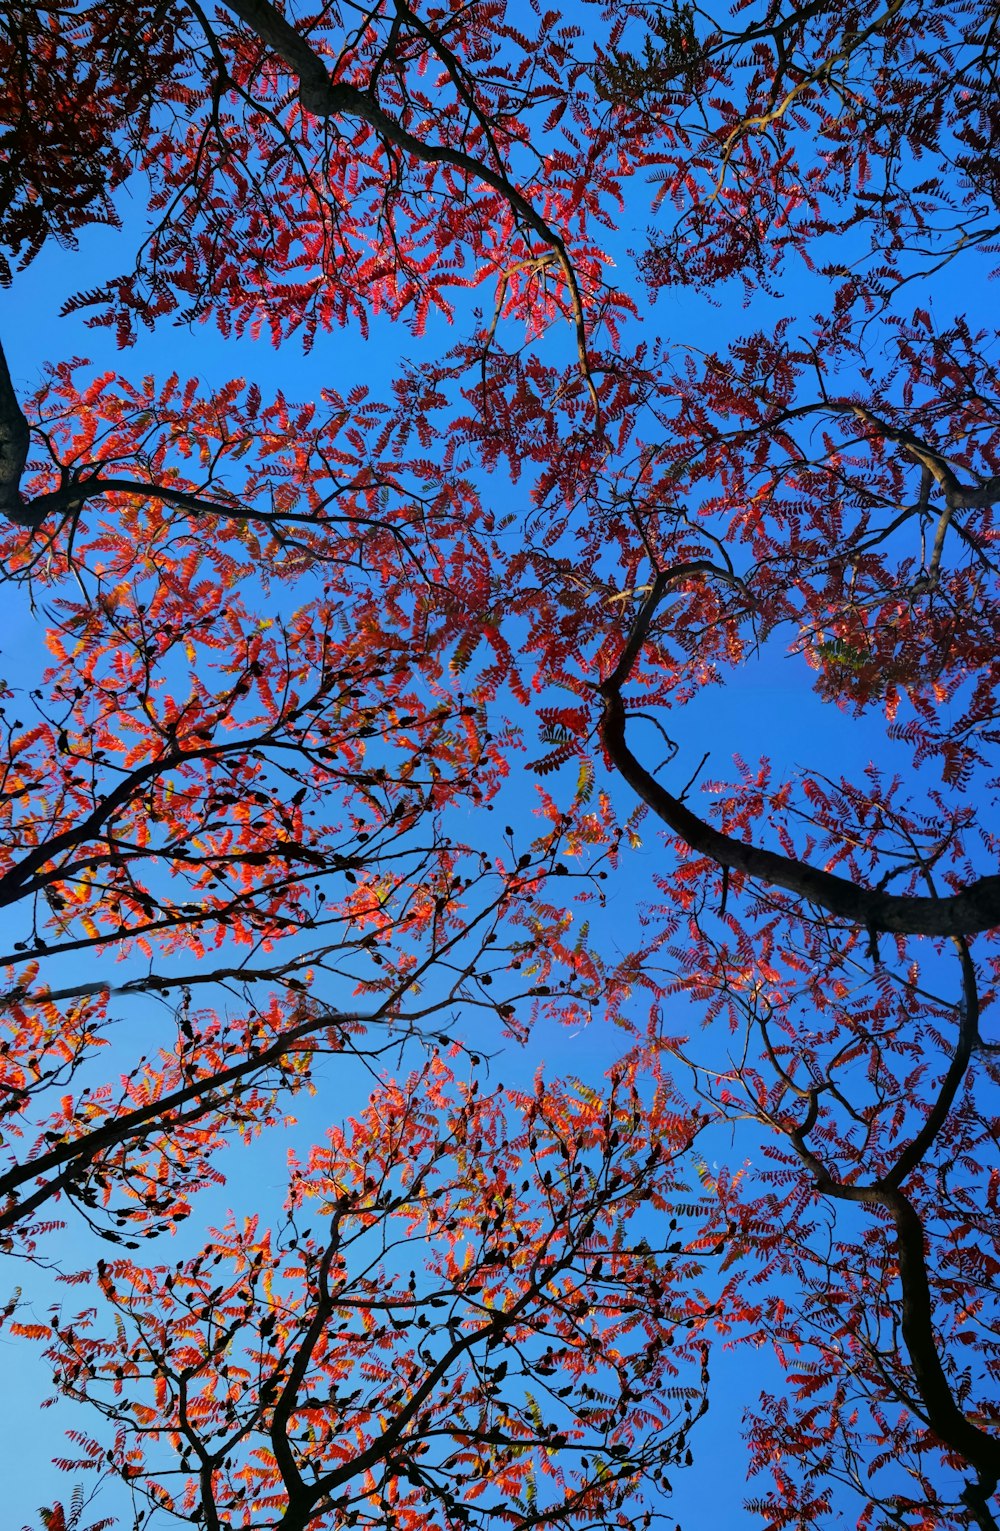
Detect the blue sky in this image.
<box><xmin>0</xmin><ymin>237</ymin><xmax>880</xmax><ymax>1531</ymax></box>
<box><xmin>0</xmin><ymin>216</ymin><xmax>778</xmax><ymax>1528</ymax></box>
<box><xmin>1</xmin><ymin>35</ymin><xmax>993</xmax><ymax>1529</ymax></box>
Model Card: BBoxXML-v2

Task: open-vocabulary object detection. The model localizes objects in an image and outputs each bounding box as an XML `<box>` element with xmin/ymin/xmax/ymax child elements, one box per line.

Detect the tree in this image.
<box><xmin>0</xmin><ymin>372</ymin><xmax>600</xmax><ymax>1258</ymax></box>
<box><xmin>2</xmin><ymin>0</ymin><xmax>1000</xmax><ymax>1528</ymax></box>
<box><xmin>39</xmin><ymin>1062</ymin><xmax>712</xmax><ymax>1531</ymax></box>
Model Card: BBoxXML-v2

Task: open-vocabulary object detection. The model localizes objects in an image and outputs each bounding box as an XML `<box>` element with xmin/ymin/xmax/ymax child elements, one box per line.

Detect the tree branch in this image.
<box><xmin>0</xmin><ymin>336</ymin><xmax>31</xmax><ymax>526</ymax></box>
<box><xmin>221</xmin><ymin>0</ymin><xmax>599</xmax><ymax>415</ymax></box>
<box><xmin>600</xmin><ymin>578</ymin><xmax>1000</xmax><ymax>938</ymax></box>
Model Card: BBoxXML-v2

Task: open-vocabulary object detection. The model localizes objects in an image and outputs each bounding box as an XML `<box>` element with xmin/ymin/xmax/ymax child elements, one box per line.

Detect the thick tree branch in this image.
<box><xmin>600</xmin><ymin>576</ymin><xmax>1000</xmax><ymax>938</ymax></box>
<box><xmin>778</xmin><ymin>942</ymin><xmax>1000</xmax><ymax>1524</ymax></box>
<box><xmin>0</xmin><ymin>336</ymin><xmax>31</xmax><ymax>526</ymax></box>
<box><xmin>845</xmin><ymin>403</ymin><xmax>1000</xmax><ymax>511</ymax></box>
<box><xmin>0</xmin><ymin>746</ymin><xmax>184</xmax><ymax>908</ymax></box>
<box><xmin>0</xmin><ymin>1004</ymin><xmax>367</xmax><ymax>1236</ymax></box>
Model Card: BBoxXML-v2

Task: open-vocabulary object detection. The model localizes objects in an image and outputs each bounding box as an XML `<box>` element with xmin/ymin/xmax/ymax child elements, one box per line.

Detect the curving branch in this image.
<box><xmin>599</xmin><ymin>572</ymin><xmax>1000</xmax><ymax>938</ymax></box>
<box><xmin>778</xmin><ymin>944</ymin><xmax>1000</xmax><ymax>1528</ymax></box>
<box><xmin>0</xmin><ymin>336</ymin><xmax>32</xmax><ymax>525</ymax></box>
<box><xmin>784</xmin><ymin>1145</ymin><xmax>1000</xmax><ymax>1527</ymax></box>
<box><xmin>220</xmin><ymin>0</ymin><xmax>599</xmax><ymax>415</ymax></box>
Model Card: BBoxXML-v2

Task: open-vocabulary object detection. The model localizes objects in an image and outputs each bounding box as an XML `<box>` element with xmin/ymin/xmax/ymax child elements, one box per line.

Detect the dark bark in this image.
<box><xmin>0</xmin><ymin>337</ymin><xmax>31</xmax><ymax>525</ymax></box>
<box><xmin>0</xmin><ymin>1004</ymin><xmax>366</xmax><ymax>1238</ymax></box>
<box><xmin>781</xmin><ymin>945</ymin><xmax>1000</xmax><ymax>1524</ymax></box>
<box><xmin>600</xmin><ymin>570</ymin><xmax>1000</xmax><ymax>938</ymax></box>
<box><xmin>220</xmin><ymin>0</ymin><xmax>596</xmax><ymax>408</ymax></box>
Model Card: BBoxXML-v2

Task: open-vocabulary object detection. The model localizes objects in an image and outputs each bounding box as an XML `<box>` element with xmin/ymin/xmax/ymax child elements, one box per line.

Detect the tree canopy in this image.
<box><xmin>1</xmin><ymin>1</ymin><xmax>999</xmax><ymax>1528</ymax></box>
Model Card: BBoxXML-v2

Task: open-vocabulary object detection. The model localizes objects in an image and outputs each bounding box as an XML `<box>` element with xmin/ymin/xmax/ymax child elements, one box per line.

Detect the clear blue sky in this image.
<box><xmin>1</xmin><ymin>50</ymin><xmax>989</xmax><ymax>1531</ymax></box>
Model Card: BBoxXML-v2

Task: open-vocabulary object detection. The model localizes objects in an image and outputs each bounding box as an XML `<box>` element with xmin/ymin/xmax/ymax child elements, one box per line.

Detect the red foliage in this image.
<box><xmin>2</xmin><ymin>1</ymin><xmax>1000</xmax><ymax>1528</ymax></box>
